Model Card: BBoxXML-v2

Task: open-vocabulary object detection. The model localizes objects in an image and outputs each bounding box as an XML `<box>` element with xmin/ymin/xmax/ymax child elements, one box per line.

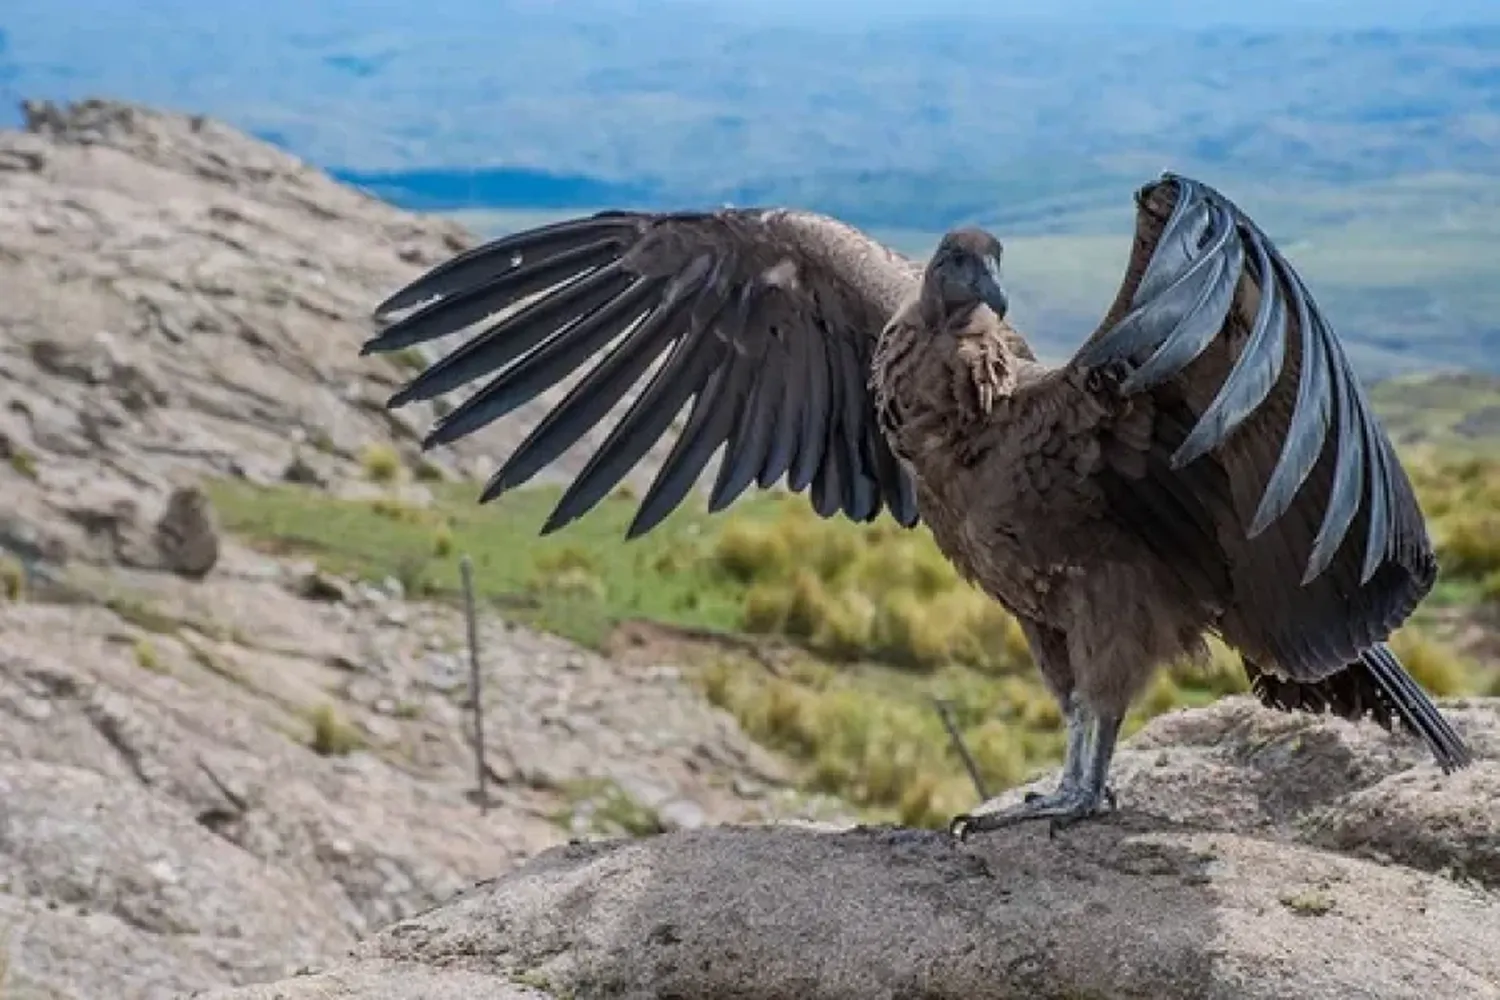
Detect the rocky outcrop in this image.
<box><xmin>0</xmin><ymin>98</ymin><xmax>681</xmax><ymax>585</ymax></box>
<box><xmin>202</xmin><ymin>698</ymin><xmax>1500</xmax><ymax>1000</ymax></box>
<box><xmin>0</xmin><ymin>580</ymin><xmax>824</xmax><ymax>998</ymax></box>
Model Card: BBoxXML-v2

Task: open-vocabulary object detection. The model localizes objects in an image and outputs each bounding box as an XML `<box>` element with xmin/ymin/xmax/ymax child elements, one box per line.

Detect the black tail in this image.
<box><xmin>1245</xmin><ymin>642</ymin><xmax>1472</xmax><ymax>773</ymax></box>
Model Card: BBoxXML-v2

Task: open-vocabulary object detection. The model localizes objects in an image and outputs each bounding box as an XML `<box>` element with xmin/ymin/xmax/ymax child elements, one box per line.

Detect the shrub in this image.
<box><xmin>359</xmin><ymin>443</ymin><xmax>402</xmax><ymax>483</ymax></box>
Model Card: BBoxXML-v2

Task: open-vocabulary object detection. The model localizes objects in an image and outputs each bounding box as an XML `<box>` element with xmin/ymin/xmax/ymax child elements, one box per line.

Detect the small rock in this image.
<box><xmin>658</xmin><ymin>800</ymin><xmax>707</xmax><ymax>832</ymax></box>
<box><xmin>354</xmin><ymin>582</ymin><xmax>387</xmax><ymax>606</ymax></box>
<box><xmin>293</xmin><ymin>569</ymin><xmax>354</xmax><ymax>603</ymax></box>
<box><xmin>732</xmin><ymin>777</ymin><xmax>766</xmax><ymax>800</ymax></box>
<box><xmin>421</xmin><ymin>654</ymin><xmax>466</xmax><ymax>693</ymax></box>
<box><xmin>362</xmin><ymin>714</ymin><xmax>402</xmax><ymax>746</ymax></box>
<box><xmin>345</xmin><ymin>677</ymin><xmax>384</xmax><ymax>707</ymax></box>
<box><xmin>153</xmin><ymin>485</ymin><xmax>220</xmax><ymax>579</ymax></box>
<box><xmin>613</xmin><ymin>774</ymin><xmax>674</xmax><ymax>813</ymax></box>
<box><xmin>281</xmin><ymin>453</ymin><xmax>328</xmax><ymax>488</ymax></box>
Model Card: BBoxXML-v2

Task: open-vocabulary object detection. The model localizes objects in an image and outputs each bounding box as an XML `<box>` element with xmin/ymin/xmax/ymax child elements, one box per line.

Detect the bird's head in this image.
<box><xmin>924</xmin><ymin>227</ymin><xmax>1009</xmax><ymax>323</ymax></box>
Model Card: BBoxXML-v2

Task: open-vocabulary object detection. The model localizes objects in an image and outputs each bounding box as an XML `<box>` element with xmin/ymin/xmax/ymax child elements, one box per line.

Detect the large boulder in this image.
<box><xmin>200</xmin><ymin>697</ymin><xmax>1500</xmax><ymax>1000</ymax></box>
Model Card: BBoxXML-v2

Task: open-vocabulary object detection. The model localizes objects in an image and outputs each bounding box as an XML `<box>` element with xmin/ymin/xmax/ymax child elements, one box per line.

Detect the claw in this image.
<box><xmin>950</xmin><ymin>783</ymin><xmax>1116</xmax><ymax>843</ymax></box>
<box><xmin>953</xmin><ymin>706</ymin><xmax>1124</xmax><ymax>843</ymax></box>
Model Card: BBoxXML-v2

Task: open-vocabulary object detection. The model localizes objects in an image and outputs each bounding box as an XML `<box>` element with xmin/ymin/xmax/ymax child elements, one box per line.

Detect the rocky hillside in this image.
<box><xmin>209</xmin><ymin>699</ymin><xmax>1500</xmax><ymax>1000</ymax></box>
<box><xmin>1</xmin><ymin>99</ymin><xmax>1497</xmax><ymax>1000</ymax></box>
<box><xmin>0</xmin><ymin>99</ymin><xmax>828</xmax><ymax>999</ymax></box>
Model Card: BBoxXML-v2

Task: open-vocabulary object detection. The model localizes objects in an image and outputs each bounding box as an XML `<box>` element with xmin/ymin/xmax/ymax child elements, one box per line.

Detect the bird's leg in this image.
<box><xmin>1044</xmin><ymin>710</ymin><xmax>1124</xmax><ymax>835</ymax></box>
<box><xmin>948</xmin><ymin>702</ymin><xmax>1122</xmax><ymax>841</ymax></box>
<box><xmin>1025</xmin><ymin>694</ymin><xmax>1087</xmax><ymax>801</ymax></box>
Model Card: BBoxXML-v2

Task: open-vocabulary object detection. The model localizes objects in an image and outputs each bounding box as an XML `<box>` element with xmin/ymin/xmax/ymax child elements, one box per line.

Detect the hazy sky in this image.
<box><xmin>689</xmin><ymin>0</ymin><xmax>1500</xmax><ymax>29</ymax></box>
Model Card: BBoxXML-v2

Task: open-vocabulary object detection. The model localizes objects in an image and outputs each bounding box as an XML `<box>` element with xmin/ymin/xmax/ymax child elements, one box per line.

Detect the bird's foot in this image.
<box><xmin>949</xmin><ymin>783</ymin><xmax>1117</xmax><ymax>842</ymax></box>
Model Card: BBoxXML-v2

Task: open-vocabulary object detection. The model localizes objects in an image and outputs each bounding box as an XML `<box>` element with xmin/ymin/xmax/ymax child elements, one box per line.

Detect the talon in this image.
<box><xmin>1103</xmin><ymin>785</ymin><xmax>1118</xmax><ymax>811</ymax></box>
<box><xmin>949</xmin><ymin>814</ymin><xmax>974</xmax><ymax>842</ymax></box>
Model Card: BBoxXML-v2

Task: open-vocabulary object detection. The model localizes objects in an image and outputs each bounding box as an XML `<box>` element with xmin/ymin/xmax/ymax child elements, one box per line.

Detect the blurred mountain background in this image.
<box><xmin>4</xmin><ymin>0</ymin><xmax>1499</xmax><ymax>375</ymax></box>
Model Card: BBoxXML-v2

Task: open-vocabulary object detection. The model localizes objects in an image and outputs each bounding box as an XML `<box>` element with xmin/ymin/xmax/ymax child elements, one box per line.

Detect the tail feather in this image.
<box><xmin>1245</xmin><ymin>642</ymin><xmax>1472</xmax><ymax>773</ymax></box>
<box><xmin>1359</xmin><ymin>642</ymin><xmax>1472</xmax><ymax>773</ymax></box>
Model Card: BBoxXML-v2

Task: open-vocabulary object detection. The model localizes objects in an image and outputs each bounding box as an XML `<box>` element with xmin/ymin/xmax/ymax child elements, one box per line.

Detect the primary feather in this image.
<box><xmin>367</xmin><ymin>208</ymin><xmax>921</xmax><ymax>535</ymax></box>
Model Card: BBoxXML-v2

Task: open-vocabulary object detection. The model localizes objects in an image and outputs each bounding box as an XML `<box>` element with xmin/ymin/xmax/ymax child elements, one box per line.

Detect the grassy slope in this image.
<box><xmin>208</xmin><ymin>380</ymin><xmax>1500</xmax><ymax>826</ymax></box>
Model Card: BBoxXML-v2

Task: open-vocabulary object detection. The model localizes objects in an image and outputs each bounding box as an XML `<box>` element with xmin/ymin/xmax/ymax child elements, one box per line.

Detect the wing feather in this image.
<box><xmin>1070</xmin><ymin>173</ymin><xmax>1465</xmax><ymax>770</ymax></box>
<box><xmin>365</xmin><ymin>207</ymin><xmax>922</xmax><ymax>535</ymax></box>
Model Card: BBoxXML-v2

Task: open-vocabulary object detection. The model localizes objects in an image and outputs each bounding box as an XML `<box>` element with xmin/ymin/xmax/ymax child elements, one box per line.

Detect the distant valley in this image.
<box><xmin>3</xmin><ymin>2</ymin><xmax>1499</xmax><ymax>373</ymax></box>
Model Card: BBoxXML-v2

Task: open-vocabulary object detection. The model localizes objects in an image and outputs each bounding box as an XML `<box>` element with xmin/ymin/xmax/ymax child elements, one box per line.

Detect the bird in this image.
<box><xmin>362</xmin><ymin>172</ymin><xmax>1472</xmax><ymax>837</ymax></box>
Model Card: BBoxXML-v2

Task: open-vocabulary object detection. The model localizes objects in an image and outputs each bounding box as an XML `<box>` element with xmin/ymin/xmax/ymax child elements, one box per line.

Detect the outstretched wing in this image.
<box><xmin>364</xmin><ymin>208</ymin><xmax>922</xmax><ymax>537</ymax></box>
<box><xmin>1070</xmin><ymin>174</ymin><xmax>1466</xmax><ymax>769</ymax></box>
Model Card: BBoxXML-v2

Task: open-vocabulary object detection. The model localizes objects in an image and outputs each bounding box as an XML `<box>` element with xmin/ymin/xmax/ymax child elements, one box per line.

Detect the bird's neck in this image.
<box><xmin>873</xmin><ymin>302</ymin><xmax>1019</xmax><ymax>470</ymax></box>
<box><xmin>947</xmin><ymin>310</ymin><xmax>1019</xmax><ymax>418</ymax></box>
<box><xmin>917</xmin><ymin>273</ymin><xmax>970</xmax><ymax>332</ymax></box>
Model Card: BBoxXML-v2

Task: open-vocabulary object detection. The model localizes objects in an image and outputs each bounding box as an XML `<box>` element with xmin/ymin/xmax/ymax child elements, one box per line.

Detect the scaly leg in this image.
<box><xmin>949</xmin><ymin>704</ymin><xmax>1123</xmax><ymax>841</ymax></box>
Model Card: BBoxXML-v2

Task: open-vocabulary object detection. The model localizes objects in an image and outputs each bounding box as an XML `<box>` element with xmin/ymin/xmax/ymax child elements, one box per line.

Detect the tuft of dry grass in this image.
<box><xmin>133</xmin><ymin>638</ymin><xmax>166</xmax><ymax>674</ymax></box>
<box><xmin>307</xmin><ymin>702</ymin><xmax>363</xmax><ymax>756</ymax></box>
<box><xmin>359</xmin><ymin>442</ymin><xmax>403</xmax><ymax>484</ymax></box>
<box><xmin>6</xmin><ymin>447</ymin><xmax>38</xmax><ymax>480</ymax></box>
<box><xmin>432</xmin><ymin>522</ymin><xmax>455</xmax><ymax>557</ymax></box>
<box><xmin>697</xmin><ymin>656</ymin><xmax>1045</xmax><ymax>827</ymax></box>
<box><xmin>716</xmin><ymin>503</ymin><xmax>1032</xmax><ymax>675</ymax></box>
<box><xmin>0</xmin><ymin>558</ymin><xmax>24</xmax><ymax>601</ymax></box>
<box><xmin>1387</xmin><ymin>627</ymin><xmax>1478</xmax><ymax>696</ymax></box>
<box><xmin>1409</xmin><ymin>452</ymin><xmax>1500</xmax><ymax>588</ymax></box>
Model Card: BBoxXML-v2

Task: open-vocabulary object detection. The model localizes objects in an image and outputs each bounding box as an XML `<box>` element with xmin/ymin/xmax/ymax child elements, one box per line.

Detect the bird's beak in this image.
<box><xmin>978</xmin><ymin>257</ymin><xmax>1009</xmax><ymax>320</ymax></box>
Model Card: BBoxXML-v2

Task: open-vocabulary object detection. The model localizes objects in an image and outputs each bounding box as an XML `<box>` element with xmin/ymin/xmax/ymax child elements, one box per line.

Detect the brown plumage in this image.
<box><xmin>364</xmin><ymin>173</ymin><xmax>1471</xmax><ymax>835</ymax></box>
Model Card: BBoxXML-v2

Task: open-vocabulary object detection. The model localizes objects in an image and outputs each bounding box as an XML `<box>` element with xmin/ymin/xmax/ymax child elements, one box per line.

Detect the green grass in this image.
<box><xmin>202</xmin><ymin>418</ymin><xmax>1500</xmax><ymax>827</ymax></box>
<box><xmin>204</xmin><ymin>478</ymin><xmax>781</xmax><ymax>649</ymax></box>
<box><xmin>552</xmin><ymin>777</ymin><xmax>665</xmax><ymax>838</ymax></box>
<box><xmin>207</xmin><ymin>462</ymin><xmax>1498</xmax><ymax>827</ymax></box>
<box><xmin>696</xmin><ymin>651</ymin><xmax>1249</xmax><ymax>828</ymax></box>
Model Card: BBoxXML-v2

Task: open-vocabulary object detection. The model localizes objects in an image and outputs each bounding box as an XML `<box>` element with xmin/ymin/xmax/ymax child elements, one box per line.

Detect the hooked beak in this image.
<box><xmin>977</xmin><ymin>256</ymin><xmax>1009</xmax><ymax>320</ymax></box>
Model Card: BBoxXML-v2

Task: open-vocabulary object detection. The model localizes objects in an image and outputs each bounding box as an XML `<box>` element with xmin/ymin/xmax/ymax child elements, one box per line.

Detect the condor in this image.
<box><xmin>363</xmin><ymin>173</ymin><xmax>1470</xmax><ymax>836</ymax></box>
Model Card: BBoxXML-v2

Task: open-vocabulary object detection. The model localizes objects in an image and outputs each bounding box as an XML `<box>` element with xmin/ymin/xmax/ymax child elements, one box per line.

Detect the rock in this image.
<box><xmin>2</xmin><ymin>97</ymin><xmax>687</xmax><ymax>519</ymax></box>
<box><xmin>282</xmin><ymin>452</ymin><xmax>329</xmax><ymax>488</ymax></box>
<box><xmin>199</xmin><ymin>698</ymin><xmax>1500</xmax><ymax>1000</ymax></box>
<box><xmin>0</xmin><ymin>516</ymin><xmax>70</xmax><ymax>568</ymax></box>
<box><xmin>202</xmin><ymin>820</ymin><xmax>1500</xmax><ymax>1000</ymax></box>
<box><xmin>657</xmin><ymin>799</ymin><xmax>707</xmax><ymax>831</ymax></box>
<box><xmin>153</xmin><ymin>484</ymin><xmax>221</xmax><ymax>579</ymax></box>
<box><xmin>192</xmin><ymin>967</ymin><xmax>553</xmax><ymax>1000</ymax></box>
<box><xmin>27</xmin><ymin>333</ymin><xmax>170</xmax><ymax>413</ymax></box>
<box><xmin>0</xmin><ymin>586</ymin><xmax>792</xmax><ymax>998</ymax></box>
<box><xmin>293</xmin><ymin>566</ymin><xmax>356</xmax><ymax>604</ymax></box>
